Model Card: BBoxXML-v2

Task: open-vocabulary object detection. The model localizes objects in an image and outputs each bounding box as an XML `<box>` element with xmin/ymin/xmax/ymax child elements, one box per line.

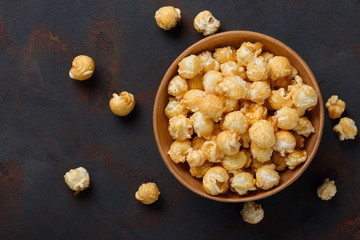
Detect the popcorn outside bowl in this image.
<box><xmin>153</xmin><ymin>31</ymin><xmax>324</xmax><ymax>202</ymax></box>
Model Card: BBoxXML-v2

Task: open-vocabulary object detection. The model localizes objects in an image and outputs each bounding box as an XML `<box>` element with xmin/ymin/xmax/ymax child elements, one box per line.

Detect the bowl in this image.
<box><xmin>153</xmin><ymin>31</ymin><xmax>324</xmax><ymax>202</ymax></box>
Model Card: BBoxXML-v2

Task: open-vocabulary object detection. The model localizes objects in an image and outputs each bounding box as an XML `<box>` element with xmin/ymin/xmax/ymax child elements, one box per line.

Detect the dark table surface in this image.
<box><xmin>0</xmin><ymin>0</ymin><xmax>360</xmax><ymax>239</ymax></box>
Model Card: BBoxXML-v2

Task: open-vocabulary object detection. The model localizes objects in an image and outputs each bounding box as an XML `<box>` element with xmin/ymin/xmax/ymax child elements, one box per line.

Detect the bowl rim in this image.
<box><xmin>153</xmin><ymin>30</ymin><xmax>324</xmax><ymax>203</ymax></box>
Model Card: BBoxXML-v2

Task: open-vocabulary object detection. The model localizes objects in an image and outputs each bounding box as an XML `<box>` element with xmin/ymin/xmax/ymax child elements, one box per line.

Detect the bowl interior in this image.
<box><xmin>153</xmin><ymin>31</ymin><xmax>324</xmax><ymax>202</ymax></box>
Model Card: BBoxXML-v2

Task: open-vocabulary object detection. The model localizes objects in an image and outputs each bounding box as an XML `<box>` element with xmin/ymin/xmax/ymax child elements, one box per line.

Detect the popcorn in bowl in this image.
<box><xmin>163</xmin><ymin>41</ymin><xmax>319</xmax><ymax>197</ymax></box>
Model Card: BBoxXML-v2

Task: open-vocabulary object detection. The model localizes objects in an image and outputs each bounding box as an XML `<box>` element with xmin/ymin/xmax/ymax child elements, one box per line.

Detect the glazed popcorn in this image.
<box><xmin>268</xmin><ymin>56</ymin><xmax>292</xmax><ymax>80</ymax></box>
<box><xmin>256</xmin><ymin>166</ymin><xmax>280</xmax><ymax>190</ymax></box>
<box><xmin>168</xmin><ymin>75</ymin><xmax>188</xmax><ymax>99</ymax></box>
<box><xmin>221</xmin><ymin>111</ymin><xmax>248</xmax><ymax>135</ymax></box>
<box><xmin>135</xmin><ymin>182</ymin><xmax>160</xmax><ymax>205</ymax></box>
<box><xmin>198</xmin><ymin>51</ymin><xmax>220</xmax><ymax>73</ymax></box>
<box><xmin>215</xmin><ymin>130</ymin><xmax>240</xmax><ymax>155</ymax></box>
<box><xmin>333</xmin><ymin>117</ymin><xmax>358</xmax><ymax>141</ymax></box>
<box><xmin>64</xmin><ymin>167</ymin><xmax>90</xmax><ymax>195</ymax></box>
<box><xmin>325</xmin><ymin>95</ymin><xmax>346</xmax><ymax>119</ymax></box>
<box><xmin>168</xmin><ymin>114</ymin><xmax>193</xmax><ymax>140</ymax></box>
<box><xmin>274</xmin><ymin>106</ymin><xmax>299</xmax><ymax>130</ymax></box>
<box><xmin>178</xmin><ymin>55</ymin><xmax>203</xmax><ymax>79</ymax></box>
<box><xmin>154</xmin><ymin>6</ymin><xmax>181</xmax><ymax>30</ymax></box>
<box><xmin>317</xmin><ymin>178</ymin><xmax>337</xmax><ymax>200</ymax></box>
<box><xmin>193</xmin><ymin>10</ymin><xmax>220</xmax><ymax>36</ymax></box>
<box><xmin>230</xmin><ymin>172</ymin><xmax>256</xmax><ymax>195</ymax></box>
<box><xmin>213</xmin><ymin>46</ymin><xmax>237</xmax><ymax>64</ymax></box>
<box><xmin>285</xmin><ymin>150</ymin><xmax>307</xmax><ymax>170</ymax></box>
<box><xmin>164</xmin><ymin>98</ymin><xmax>189</xmax><ymax>119</ymax></box>
<box><xmin>240</xmin><ymin>202</ymin><xmax>264</xmax><ymax>224</ymax></box>
<box><xmin>246</xmin><ymin>57</ymin><xmax>270</xmax><ymax>81</ymax></box>
<box><xmin>203</xmin><ymin>166</ymin><xmax>230</xmax><ymax>195</ymax></box>
<box><xmin>69</xmin><ymin>55</ymin><xmax>95</xmax><ymax>81</ymax></box>
<box><xmin>165</xmin><ymin>42</ymin><xmax>319</xmax><ymax>197</ymax></box>
<box><xmin>109</xmin><ymin>91</ymin><xmax>135</xmax><ymax>116</ymax></box>
<box><xmin>236</xmin><ymin>42</ymin><xmax>263</xmax><ymax>67</ymax></box>
<box><xmin>249</xmin><ymin>120</ymin><xmax>275</xmax><ymax>148</ymax></box>
<box><xmin>273</xmin><ymin>130</ymin><xmax>296</xmax><ymax>156</ymax></box>
<box><xmin>168</xmin><ymin>140</ymin><xmax>192</xmax><ymax>164</ymax></box>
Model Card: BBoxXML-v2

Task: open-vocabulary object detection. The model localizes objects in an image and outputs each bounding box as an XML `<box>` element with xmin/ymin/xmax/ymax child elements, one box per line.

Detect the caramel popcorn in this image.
<box><xmin>202</xmin><ymin>166</ymin><xmax>229</xmax><ymax>195</ymax></box>
<box><xmin>230</xmin><ymin>172</ymin><xmax>256</xmax><ymax>195</ymax></box>
<box><xmin>64</xmin><ymin>167</ymin><xmax>90</xmax><ymax>194</ymax></box>
<box><xmin>256</xmin><ymin>166</ymin><xmax>280</xmax><ymax>190</ymax></box>
<box><xmin>268</xmin><ymin>56</ymin><xmax>292</xmax><ymax>80</ymax></box>
<box><xmin>221</xmin><ymin>61</ymin><xmax>246</xmax><ymax>77</ymax></box>
<box><xmin>198</xmin><ymin>94</ymin><xmax>224</xmax><ymax>122</ymax></box>
<box><xmin>274</xmin><ymin>106</ymin><xmax>299</xmax><ymax>130</ymax></box>
<box><xmin>268</xmin><ymin>88</ymin><xmax>293</xmax><ymax>110</ymax></box>
<box><xmin>213</xmin><ymin>46</ymin><xmax>237</xmax><ymax>64</ymax></box>
<box><xmin>69</xmin><ymin>55</ymin><xmax>95</xmax><ymax>81</ymax></box>
<box><xmin>271</xmin><ymin>152</ymin><xmax>287</xmax><ymax>171</ymax></box>
<box><xmin>182</xmin><ymin>89</ymin><xmax>206</xmax><ymax>112</ymax></box>
<box><xmin>154</xmin><ymin>6</ymin><xmax>181</xmax><ymax>30</ymax></box>
<box><xmin>215</xmin><ymin>130</ymin><xmax>240</xmax><ymax>155</ymax></box>
<box><xmin>190</xmin><ymin>111</ymin><xmax>214</xmax><ymax>139</ymax></box>
<box><xmin>190</xmin><ymin>161</ymin><xmax>213</xmax><ymax>178</ymax></box>
<box><xmin>246</xmin><ymin>81</ymin><xmax>271</xmax><ymax>105</ymax></box>
<box><xmin>188</xmin><ymin>74</ymin><xmax>204</xmax><ymax>90</ymax></box>
<box><xmin>317</xmin><ymin>178</ymin><xmax>337</xmax><ymax>200</ymax></box>
<box><xmin>285</xmin><ymin>150</ymin><xmax>307</xmax><ymax>169</ymax></box>
<box><xmin>246</xmin><ymin>57</ymin><xmax>270</xmax><ymax>81</ymax></box>
<box><xmin>198</xmin><ymin>51</ymin><xmax>220</xmax><ymax>73</ymax></box>
<box><xmin>325</xmin><ymin>95</ymin><xmax>346</xmax><ymax>119</ymax></box>
<box><xmin>168</xmin><ymin>75</ymin><xmax>188</xmax><ymax>99</ymax></box>
<box><xmin>333</xmin><ymin>117</ymin><xmax>358</xmax><ymax>141</ymax></box>
<box><xmin>293</xmin><ymin>117</ymin><xmax>315</xmax><ymax>137</ymax></box>
<box><xmin>168</xmin><ymin>114</ymin><xmax>193</xmax><ymax>140</ymax></box>
<box><xmin>135</xmin><ymin>182</ymin><xmax>160</xmax><ymax>205</ymax></box>
<box><xmin>178</xmin><ymin>55</ymin><xmax>203</xmax><ymax>79</ymax></box>
<box><xmin>249</xmin><ymin>120</ymin><xmax>275</xmax><ymax>148</ymax></box>
<box><xmin>168</xmin><ymin>140</ymin><xmax>192</xmax><ymax>164</ymax></box>
<box><xmin>109</xmin><ymin>91</ymin><xmax>135</xmax><ymax>116</ymax></box>
<box><xmin>250</xmin><ymin>142</ymin><xmax>273</xmax><ymax>163</ymax></box>
<box><xmin>203</xmin><ymin>70</ymin><xmax>223</xmax><ymax>94</ymax></box>
<box><xmin>191</xmin><ymin>136</ymin><xmax>206</xmax><ymax>150</ymax></box>
<box><xmin>218</xmin><ymin>75</ymin><xmax>247</xmax><ymax>100</ymax></box>
<box><xmin>186</xmin><ymin>149</ymin><xmax>206</xmax><ymax>167</ymax></box>
<box><xmin>221</xmin><ymin>111</ymin><xmax>248</xmax><ymax>135</ymax></box>
<box><xmin>240</xmin><ymin>202</ymin><xmax>264</xmax><ymax>224</ymax></box>
<box><xmin>221</xmin><ymin>150</ymin><xmax>248</xmax><ymax>171</ymax></box>
<box><xmin>273</xmin><ymin>130</ymin><xmax>296</xmax><ymax>156</ymax></box>
<box><xmin>193</xmin><ymin>10</ymin><xmax>220</xmax><ymax>36</ymax></box>
<box><xmin>201</xmin><ymin>140</ymin><xmax>224</xmax><ymax>163</ymax></box>
<box><xmin>164</xmin><ymin>98</ymin><xmax>189</xmax><ymax>119</ymax></box>
<box><xmin>219</xmin><ymin>95</ymin><xmax>239</xmax><ymax>113</ymax></box>
<box><xmin>239</xmin><ymin>102</ymin><xmax>268</xmax><ymax>126</ymax></box>
<box><xmin>236</xmin><ymin>42</ymin><xmax>263</xmax><ymax>67</ymax></box>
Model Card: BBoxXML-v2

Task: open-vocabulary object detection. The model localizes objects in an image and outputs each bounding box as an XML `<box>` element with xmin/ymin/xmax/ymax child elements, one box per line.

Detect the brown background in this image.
<box><xmin>0</xmin><ymin>0</ymin><xmax>359</xmax><ymax>239</ymax></box>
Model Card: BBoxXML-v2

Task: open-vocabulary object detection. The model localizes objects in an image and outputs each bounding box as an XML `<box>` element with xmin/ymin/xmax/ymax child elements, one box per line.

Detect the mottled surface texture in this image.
<box><xmin>0</xmin><ymin>0</ymin><xmax>359</xmax><ymax>239</ymax></box>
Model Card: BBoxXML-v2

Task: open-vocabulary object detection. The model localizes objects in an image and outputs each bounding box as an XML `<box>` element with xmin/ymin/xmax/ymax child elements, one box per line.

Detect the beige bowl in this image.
<box><xmin>153</xmin><ymin>31</ymin><xmax>324</xmax><ymax>202</ymax></box>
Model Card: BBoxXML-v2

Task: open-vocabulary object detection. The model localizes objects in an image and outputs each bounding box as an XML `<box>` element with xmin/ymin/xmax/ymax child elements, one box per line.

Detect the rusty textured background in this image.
<box><xmin>0</xmin><ymin>0</ymin><xmax>359</xmax><ymax>239</ymax></box>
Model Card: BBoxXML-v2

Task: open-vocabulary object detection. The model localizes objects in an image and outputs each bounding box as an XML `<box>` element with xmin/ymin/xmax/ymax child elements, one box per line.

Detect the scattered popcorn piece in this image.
<box><xmin>213</xmin><ymin>46</ymin><xmax>237</xmax><ymax>64</ymax></box>
<box><xmin>64</xmin><ymin>167</ymin><xmax>90</xmax><ymax>195</ymax></box>
<box><xmin>178</xmin><ymin>55</ymin><xmax>203</xmax><ymax>79</ymax></box>
<box><xmin>249</xmin><ymin>120</ymin><xmax>275</xmax><ymax>148</ymax></box>
<box><xmin>198</xmin><ymin>94</ymin><xmax>224</xmax><ymax>122</ymax></box>
<box><xmin>273</xmin><ymin>130</ymin><xmax>296</xmax><ymax>156</ymax></box>
<box><xmin>168</xmin><ymin>114</ymin><xmax>193</xmax><ymax>140</ymax></box>
<box><xmin>190</xmin><ymin>111</ymin><xmax>214</xmax><ymax>139</ymax></box>
<box><xmin>333</xmin><ymin>117</ymin><xmax>358</xmax><ymax>141</ymax></box>
<box><xmin>293</xmin><ymin>117</ymin><xmax>315</xmax><ymax>137</ymax></box>
<box><xmin>221</xmin><ymin>111</ymin><xmax>248</xmax><ymax>135</ymax></box>
<box><xmin>198</xmin><ymin>51</ymin><xmax>220</xmax><ymax>73</ymax></box>
<box><xmin>164</xmin><ymin>98</ymin><xmax>189</xmax><ymax>119</ymax></box>
<box><xmin>69</xmin><ymin>55</ymin><xmax>95</xmax><ymax>81</ymax></box>
<box><xmin>193</xmin><ymin>10</ymin><xmax>221</xmax><ymax>36</ymax></box>
<box><xmin>135</xmin><ymin>182</ymin><xmax>160</xmax><ymax>205</ymax></box>
<box><xmin>274</xmin><ymin>106</ymin><xmax>299</xmax><ymax>130</ymax></box>
<box><xmin>240</xmin><ymin>202</ymin><xmax>264</xmax><ymax>224</ymax></box>
<box><xmin>154</xmin><ymin>6</ymin><xmax>181</xmax><ymax>30</ymax></box>
<box><xmin>109</xmin><ymin>91</ymin><xmax>135</xmax><ymax>116</ymax></box>
<box><xmin>256</xmin><ymin>166</ymin><xmax>280</xmax><ymax>190</ymax></box>
<box><xmin>216</xmin><ymin>130</ymin><xmax>240</xmax><ymax>155</ymax></box>
<box><xmin>268</xmin><ymin>56</ymin><xmax>292</xmax><ymax>80</ymax></box>
<box><xmin>325</xmin><ymin>95</ymin><xmax>346</xmax><ymax>119</ymax></box>
<box><xmin>189</xmin><ymin>161</ymin><xmax>213</xmax><ymax>178</ymax></box>
<box><xmin>230</xmin><ymin>172</ymin><xmax>256</xmax><ymax>195</ymax></box>
<box><xmin>317</xmin><ymin>178</ymin><xmax>337</xmax><ymax>200</ymax></box>
<box><xmin>246</xmin><ymin>57</ymin><xmax>270</xmax><ymax>81</ymax></box>
<box><xmin>201</xmin><ymin>140</ymin><xmax>224</xmax><ymax>163</ymax></box>
<box><xmin>285</xmin><ymin>150</ymin><xmax>307</xmax><ymax>169</ymax></box>
<box><xmin>168</xmin><ymin>140</ymin><xmax>192</xmax><ymax>164</ymax></box>
<box><xmin>246</xmin><ymin>81</ymin><xmax>271</xmax><ymax>105</ymax></box>
<box><xmin>168</xmin><ymin>75</ymin><xmax>188</xmax><ymax>99</ymax></box>
<box><xmin>236</xmin><ymin>42</ymin><xmax>263</xmax><ymax>67</ymax></box>
<box><xmin>202</xmin><ymin>166</ymin><xmax>229</xmax><ymax>195</ymax></box>
<box><xmin>182</xmin><ymin>89</ymin><xmax>206</xmax><ymax>112</ymax></box>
